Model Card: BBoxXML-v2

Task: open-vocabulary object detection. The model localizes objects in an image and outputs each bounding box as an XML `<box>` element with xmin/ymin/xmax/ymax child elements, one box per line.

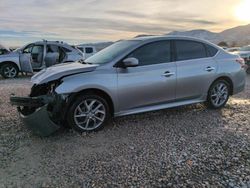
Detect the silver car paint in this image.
<box><xmin>116</xmin><ymin>62</ymin><xmax>176</xmax><ymax>113</ymax></box>
<box><xmin>31</xmin><ymin>63</ymin><xmax>98</xmax><ymax>84</ymax></box>
<box><xmin>33</xmin><ymin>36</ymin><xmax>246</xmax><ymax>117</ymax></box>
<box><xmin>0</xmin><ymin>51</ymin><xmax>21</xmax><ymax>69</ymax></box>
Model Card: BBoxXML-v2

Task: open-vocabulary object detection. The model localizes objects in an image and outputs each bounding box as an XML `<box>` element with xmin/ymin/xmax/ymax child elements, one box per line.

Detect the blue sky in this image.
<box><xmin>0</xmin><ymin>0</ymin><xmax>246</xmax><ymax>47</ymax></box>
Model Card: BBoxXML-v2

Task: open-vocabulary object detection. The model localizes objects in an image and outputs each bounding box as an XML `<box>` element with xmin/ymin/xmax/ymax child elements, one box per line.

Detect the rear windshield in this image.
<box><xmin>85</xmin><ymin>40</ymin><xmax>140</xmax><ymax>64</ymax></box>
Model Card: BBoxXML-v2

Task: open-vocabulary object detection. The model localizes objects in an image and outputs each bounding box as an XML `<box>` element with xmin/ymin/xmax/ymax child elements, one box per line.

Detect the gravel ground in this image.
<box><xmin>0</xmin><ymin>75</ymin><xmax>250</xmax><ymax>188</ymax></box>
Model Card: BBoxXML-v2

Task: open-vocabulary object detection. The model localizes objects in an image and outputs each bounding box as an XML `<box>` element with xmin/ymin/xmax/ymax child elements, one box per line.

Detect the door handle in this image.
<box><xmin>162</xmin><ymin>71</ymin><xmax>175</xmax><ymax>77</ymax></box>
<box><xmin>205</xmin><ymin>66</ymin><xmax>215</xmax><ymax>72</ymax></box>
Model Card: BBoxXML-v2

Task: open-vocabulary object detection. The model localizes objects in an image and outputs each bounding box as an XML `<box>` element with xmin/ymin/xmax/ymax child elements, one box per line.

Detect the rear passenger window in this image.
<box><xmin>47</xmin><ymin>45</ymin><xmax>59</xmax><ymax>53</ymax></box>
<box><xmin>206</xmin><ymin>44</ymin><xmax>218</xmax><ymax>57</ymax></box>
<box><xmin>175</xmin><ymin>40</ymin><xmax>207</xmax><ymax>61</ymax></box>
<box><xmin>128</xmin><ymin>41</ymin><xmax>171</xmax><ymax>66</ymax></box>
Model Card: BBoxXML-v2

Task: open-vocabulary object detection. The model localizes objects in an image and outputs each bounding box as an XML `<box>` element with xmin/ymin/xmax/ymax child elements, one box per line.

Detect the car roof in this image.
<box><xmin>32</xmin><ymin>41</ymin><xmax>67</xmax><ymax>45</ymax></box>
<box><xmin>21</xmin><ymin>41</ymin><xmax>76</xmax><ymax>51</ymax></box>
<box><xmin>129</xmin><ymin>35</ymin><xmax>219</xmax><ymax>48</ymax></box>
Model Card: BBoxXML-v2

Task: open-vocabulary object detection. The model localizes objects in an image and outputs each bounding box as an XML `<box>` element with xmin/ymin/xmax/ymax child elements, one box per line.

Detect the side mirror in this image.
<box><xmin>122</xmin><ymin>57</ymin><xmax>139</xmax><ymax>68</ymax></box>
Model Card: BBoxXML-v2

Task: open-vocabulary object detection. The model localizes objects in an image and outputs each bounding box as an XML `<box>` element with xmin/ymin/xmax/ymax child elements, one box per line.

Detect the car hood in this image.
<box><xmin>31</xmin><ymin>62</ymin><xmax>98</xmax><ymax>85</ymax></box>
<box><xmin>0</xmin><ymin>51</ymin><xmax>19</xmax><ymax>57</ymax></box>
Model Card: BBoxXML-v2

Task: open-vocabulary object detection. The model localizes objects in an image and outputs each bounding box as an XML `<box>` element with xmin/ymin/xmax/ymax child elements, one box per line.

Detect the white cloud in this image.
<box><xmin>0</xmin><ymin>0</ymin><xmax>243</xmax><ymax>46</ymax></box>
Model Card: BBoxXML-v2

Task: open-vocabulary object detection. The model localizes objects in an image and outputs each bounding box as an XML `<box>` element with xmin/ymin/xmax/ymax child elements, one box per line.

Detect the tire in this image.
<box><xmin>206</xmin><ymin>79</ymin><xmax>230</xmax><ymax>109</ymax></box>
<box><xmin>67</xmin><ymin>94</ymin><xmax>110</xmax><ymax>133</ymax></box>
<box><xmin>1</xmin><ymin>63</ymin><xmax>19</xmax><ymax>78</ymax></box>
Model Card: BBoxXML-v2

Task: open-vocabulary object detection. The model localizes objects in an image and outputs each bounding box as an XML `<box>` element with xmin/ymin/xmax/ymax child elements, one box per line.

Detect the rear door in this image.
<box><xmin>30</xmin><ymin>44</ymin><xmax>45</xmax><ymax>69</ymax></box>
<box><xmin>117</xmin><ymin>40</ymin><xmax>176</xmax><ymax>113</ymax></box>
<box><xmin>174</xmin><ymin>40</ymin><xmax>217</xmax><ymax>101</ymax></box>
<box><xmin>45</xmin><ymin>44</ymin><xmax>61</xmax><ymax>67</ymax></box>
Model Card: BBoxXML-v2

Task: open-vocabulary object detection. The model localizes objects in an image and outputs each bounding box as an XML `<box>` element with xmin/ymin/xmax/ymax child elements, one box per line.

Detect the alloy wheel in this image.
<box><xmin>3</xmin><ymin>66</ymin><xmax>17</xmax><ymax>78</ymax></box>
<box><xmin>210</xmin><ymin>82</ymin><xmax>229</xmax><ymax>107</ymax></box>
<box><xmin>73</xmin><ymin>99</ymin><xmax>106</xmax><ymax>131</ymax></box>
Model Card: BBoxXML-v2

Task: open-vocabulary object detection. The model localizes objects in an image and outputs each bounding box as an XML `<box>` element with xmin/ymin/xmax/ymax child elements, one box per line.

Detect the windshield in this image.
<box><xmin>85</xmin><ymin>40</ymin><xmax>140</xmax><ymax>64</ymax></box>
<box><xmin>240</xmin><ymin>46</ymin><xmax>250</xmax><ymax>51</ymax></box>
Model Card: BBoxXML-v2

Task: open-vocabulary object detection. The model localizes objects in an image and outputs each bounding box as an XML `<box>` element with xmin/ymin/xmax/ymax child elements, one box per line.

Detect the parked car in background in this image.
<box><xmin>0</xmin><ymin>41</ymin><xmax>83</xmax><ymax>78</ymax></box>
<box><xmin>76</xmin><ymin>45</ymin><xmax>97</xmax><ymax>59</ymax></box>
<box><xmin>235</xmin><ymin>45</ymin><xmax>250</xmax><ymax>73</ymax></box>
<box><xmin>10</xmin><ymin>36</ymin><xmax>246</xmax><ymax>136</ymax></box>
<box><xmin>226</xmin><ymin>47</ymin><xmax>240</xmax><ymax>53</ymax></box>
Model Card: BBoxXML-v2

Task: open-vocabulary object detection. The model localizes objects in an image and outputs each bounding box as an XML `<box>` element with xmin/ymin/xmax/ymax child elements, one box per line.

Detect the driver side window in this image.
<box><xmin>128</xmin><ymin>41</ymin><xmax>172</xmax><ymax>66</ymax></box>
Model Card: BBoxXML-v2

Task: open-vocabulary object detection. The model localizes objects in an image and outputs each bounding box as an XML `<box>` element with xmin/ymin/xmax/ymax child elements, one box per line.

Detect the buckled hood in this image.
<box><xmin>31</xmin><ymin>62</ymin><xmax>98</xmax><ymax>85</ymax></box>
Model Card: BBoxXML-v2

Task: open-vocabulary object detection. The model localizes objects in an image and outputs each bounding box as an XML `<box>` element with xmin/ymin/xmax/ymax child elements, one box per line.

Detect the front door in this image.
<box><xmin>117</xmin><ymin>40</ymin><xmax>176</xmax><ymax>114</ymax></box>
<box><xmin>19</xmin><ymin>53</ymin><xmax>33</xmax><ymax>73</ymax></box>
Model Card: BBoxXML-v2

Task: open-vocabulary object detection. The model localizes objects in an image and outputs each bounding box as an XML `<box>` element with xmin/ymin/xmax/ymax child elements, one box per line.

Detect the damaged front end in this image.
<box><xmin>10</xmin><ymin>81</ymin><xmax>68</xmax><ymax>136</ymax></box>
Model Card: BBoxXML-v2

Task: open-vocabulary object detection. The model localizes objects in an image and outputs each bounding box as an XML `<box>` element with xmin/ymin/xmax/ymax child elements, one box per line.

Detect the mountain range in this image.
<box><xmin>135</xmin><ymin>24</ymin><xmax>250</xmax><ymax>47</ymax></box>
<box><xmin>82</xmin><ymin>24</ymin><xmax>250</xmax><ymax>49</ymax></box>
<box><xmin>79</xmin><ymin>41</ymin><xmax>113</xmax><ymax>51</ymax></box>
<box><xmin>167</xmin><ymin>24</ymin><xmax>250</xmax><ymax>46</ymax></box>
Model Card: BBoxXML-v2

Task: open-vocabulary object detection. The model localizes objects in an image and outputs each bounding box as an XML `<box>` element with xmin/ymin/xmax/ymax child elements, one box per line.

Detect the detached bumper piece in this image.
<box><xmin>19</xmin><ymin>105</ymin><xmax>60</xmax><ymax>137</ymax></box>
<box><xmin>10</xmin><ymin>96</ymin><xmax>61</xmax><ymax>137</ymax></box>
<box><xmin>10</xmin><ymin>96</ymin><xmax>45</xmax><ymax>108</ymax></box>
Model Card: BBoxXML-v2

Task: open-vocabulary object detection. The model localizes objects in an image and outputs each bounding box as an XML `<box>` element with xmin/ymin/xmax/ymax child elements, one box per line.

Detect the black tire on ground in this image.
<box><xmin>206</xmin><ymin>79</ymin><xmax>230</xmax><ymax>109</ymax></box>
<box><xmin>67</xmin><ymin>94</ymin><xmax>110</xmax><ymax>133</ymax></box>
<box><xmin>1</xmin><ymin>63</ymin><xmax>19</xmax><ymax>78</ymax></box>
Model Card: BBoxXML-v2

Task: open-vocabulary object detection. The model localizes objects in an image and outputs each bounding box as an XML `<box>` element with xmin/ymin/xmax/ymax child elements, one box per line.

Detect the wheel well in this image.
<box><xmin>67</xmin><ymin>88</ymin><xmax>114</xmax><ymax>116</ymax></box>
<box><xmin>0</xmin><ymin>61</ymin><xmax>19</xmax><ymax>71</ymax></box>
<box><xmin>212</xmin><ymin>76</ymin><xmax>234</xmax><ymax>95</ymax></box>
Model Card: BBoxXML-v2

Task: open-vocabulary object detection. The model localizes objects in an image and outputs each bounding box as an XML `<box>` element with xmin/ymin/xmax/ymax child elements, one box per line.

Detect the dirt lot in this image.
<box><xmin>0</xmin><ymin>75</ymin><xmax>250</xmax><ymax>187</ymax></box>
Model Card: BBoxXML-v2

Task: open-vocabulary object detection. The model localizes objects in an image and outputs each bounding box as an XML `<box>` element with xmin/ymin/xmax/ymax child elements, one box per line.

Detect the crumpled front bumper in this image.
<box><xmin>10</xmin><ymin>96</ymin><xmax>62</xmax><ymax>137</ymax></box>
<box><xmin>19</xmin><ymin>105</ymin><xmax>60</xmax><ymax>136</ymax></box>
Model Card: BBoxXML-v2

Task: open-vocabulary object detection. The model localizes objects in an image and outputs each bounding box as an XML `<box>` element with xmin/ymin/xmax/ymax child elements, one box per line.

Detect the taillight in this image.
<box><xmin>236</xmin><ymin>57</ymin><xmax>247</xmax><ymax>69</ymax></box>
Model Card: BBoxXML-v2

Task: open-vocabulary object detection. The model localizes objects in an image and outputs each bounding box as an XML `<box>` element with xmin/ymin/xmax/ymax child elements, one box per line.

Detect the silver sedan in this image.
<box><xmin>10</xmin><ymin>36</ymin><xmax>246</xmax><ymax>136</ymax></box>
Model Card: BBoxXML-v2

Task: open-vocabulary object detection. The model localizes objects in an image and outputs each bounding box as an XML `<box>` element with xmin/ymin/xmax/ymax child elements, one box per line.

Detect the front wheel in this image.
<box><xmin>1</xmin><ymin>64</ymin><xmax>19</xmax><ymax>78</ymax></box>
<box><xmin>67</xmin><ymin>94</ymin><xmax>110</xmax><ymax>133</ymax></box>
<box><xmin>206</xmin><ymin>80</ymin><xmax>230</xmax><ymax>109</ymax></box>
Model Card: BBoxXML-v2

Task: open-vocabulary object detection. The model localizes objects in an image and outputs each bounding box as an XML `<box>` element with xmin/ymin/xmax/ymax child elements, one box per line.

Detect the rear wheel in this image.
<box><xmin>1</xmin><ymin>64</ymin><xmax>19</xmax><ymax>78</ymax></box>
<box><xmin>67</xmin><ymin>94</ymin><xmax>110</xmax><ymax>133</ymax></box>
<box><xmin>206</xmin><ymin>80</ymin><xmax>230</xmax><ymax>109</ymax></box>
